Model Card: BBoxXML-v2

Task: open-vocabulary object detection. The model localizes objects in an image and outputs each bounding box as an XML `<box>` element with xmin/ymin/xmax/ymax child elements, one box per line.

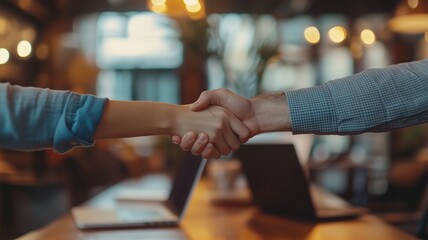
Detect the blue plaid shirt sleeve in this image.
<box><xmin>286</xmin><ymin>57</ymin><xmax>428</xmax><ymax>135</ymax></box>
<box><xmin>0</xmin><ymin>83</ymin><xmax>107</xmax><ymax>153</ymax></box>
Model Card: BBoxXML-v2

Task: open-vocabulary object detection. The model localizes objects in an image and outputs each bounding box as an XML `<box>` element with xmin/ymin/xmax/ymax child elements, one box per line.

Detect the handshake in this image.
<box><xmin>170</xmin><ymin>88</ymin><xmax>291</xmax><ymax>159</ymax></box>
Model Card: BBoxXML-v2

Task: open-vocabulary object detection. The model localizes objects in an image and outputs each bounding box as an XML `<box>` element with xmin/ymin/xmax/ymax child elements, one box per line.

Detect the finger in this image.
<box><xmin>191</xmin><ymin>89</ymin><xmax>224</xmax><ymax>111</ymax></box>
<box><xmin>213</xmin><ymin>134</ymin><xmax>232</xmax><ymax>156</ymax></box>
<box><xmin>180</xmin><ymin>132</ymin><xmax>197</xmax><ymax>151</ymax></box>
<box><xmin>191</xmin><ymin>133</ymin><xmax>209</xmax><ymax>155</ymax></box>
<box><xmin>223</xmin><ymin>121</ymin><xmax>241</xmax><ymax>152</ymax></box>
<box><xmin>201</xmin><ymin>143</ymin><xmax>221</xmax><ymax>160</ymax></box>
<box><xmin>228</xmin><ymin>115</ymin><xmax>251</xmax><ymax>143</ymax></box>
<box><xmin>171</xmin><ymin>135</ymin><xmax>182</xmax><ymax>145</ymax></box>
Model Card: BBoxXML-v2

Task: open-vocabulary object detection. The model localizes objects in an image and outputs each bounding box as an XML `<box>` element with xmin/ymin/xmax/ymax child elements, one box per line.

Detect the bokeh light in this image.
<box><xmin>17</xmin><ymin>40</ymin><xmax>32</xmax><ymax>58</ymax></box>
<box><xmin>304</xmin><ymin>26</ymin><xmax>321</xmax><ymax>44</ymax></box>
<box><xmin>185</xmin><ymin>2</ymin><xmax>202</xmax><ymax>13</ymax></box>
<box><xmin>328</xmin><ymin>26</ymin><xmax>347</xmax><ymax>43</ymax></box>
<box><xmin>0</xmin><ymin>48</ymin><xmax>10</xmax><ymax>64</ymax></box>
<box><xmin>360</xmin><ymin>29</ymin><xmax>376</xmax><ymax>45</ymax></box>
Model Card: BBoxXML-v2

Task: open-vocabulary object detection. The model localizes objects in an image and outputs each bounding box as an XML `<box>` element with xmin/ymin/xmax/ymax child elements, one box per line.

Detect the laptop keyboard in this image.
<box><xmin>117</xmin><ymin>206</ymin><xmax>170</xmax><ymax>222</ymax></box>
<box><xmin>310</xmin><ymin>185</ymin><xmax>350</xmax><ymax>209</ymax></box>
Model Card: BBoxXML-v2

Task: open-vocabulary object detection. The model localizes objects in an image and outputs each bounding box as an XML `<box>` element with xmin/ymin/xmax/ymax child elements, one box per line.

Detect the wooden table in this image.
<box><xmin>18</xmin><ymin>177</ymin><xmax>418</xmax><ymax>240</ymax></box>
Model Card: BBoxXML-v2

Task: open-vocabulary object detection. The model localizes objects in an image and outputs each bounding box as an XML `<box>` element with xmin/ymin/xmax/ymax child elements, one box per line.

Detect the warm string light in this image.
<box><xmin>184</xmin><ymin>0</ymin><xmax>202</xmax><ymax>13</ymax></box>
<box><xmin>328</xmin><ymin>26</ymin><xmax>347</xmax><ymax>43</ymax></box>
<box><xmin>360</xmin><ymin>29</ymin><xmax>376</xmax><ymax>45</ymax></box>
<box><xmin>150</xmin><ymin>0</ymin><xmax>168</xmax><ymax>14</ymax></box>
<box><xmin>0</xmin><ymin>48</ymin><xmax>10</xmax><ymax>64</ymax></box>
<box><xmin>147</xmin><ymin>0</ymin><xmax>204</xmax><ymax>18</ymax></box>
<box><xmin>185</xmin><ymin>2</ymin><xmax>201</xmax><ymax>13</ymax></box>
<box><xmin>184</xmin><ymin>0</ymin><xmax>198</xmax><ymax>5</ymax></box>
<box><xmin>152</xmin><ymin>0</ymin><xmax>166</xmax><ymax>4</ymax></box>
<box><xmin>302</xmin><ymin>25</ymin><xmax>377</xmax><ymax>56</ymax></box>
<box><xmin>17</xmin><ymin>40</ymin><xmax>32</xmax><ymax>58</ymax></box>
<box><xmin>304</xmin><ymin>26</ymin><xmax>320</xmax><ymax>44</ymax></box>
<box><xmin>148</xmin><ymin>0</ymin><xmax>202</xmax><ymax>15</ymax></box>
<box><xmin>151</xmin><ymin>4</ymin><xmax>168</xmax><ymax>13</ymax></box>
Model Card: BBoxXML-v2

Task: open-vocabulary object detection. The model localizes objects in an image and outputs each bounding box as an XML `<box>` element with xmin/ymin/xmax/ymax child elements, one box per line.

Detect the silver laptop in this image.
<box><xmin>72</xmin><ymin>154</ymin><xmax>206</xmax><ymax>229</ymax></box>
<box><xmin>235</xmin><ymin>143</ymin><xmax>367</xmax><ymax>219</ymax></box>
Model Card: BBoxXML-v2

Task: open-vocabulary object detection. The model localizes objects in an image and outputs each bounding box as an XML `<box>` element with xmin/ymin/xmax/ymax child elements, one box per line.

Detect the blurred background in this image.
<box><xmin>0</xmin><ymin>0</ymin><xmax>428</xmax><ymax>238</ymax></box>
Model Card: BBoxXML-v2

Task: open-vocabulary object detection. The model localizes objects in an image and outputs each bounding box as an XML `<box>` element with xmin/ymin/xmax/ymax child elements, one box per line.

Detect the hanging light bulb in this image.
<box><xmin>389</xmin><ymin>0</ymin><xmax>428</xmax><ymax>34</ymax></box>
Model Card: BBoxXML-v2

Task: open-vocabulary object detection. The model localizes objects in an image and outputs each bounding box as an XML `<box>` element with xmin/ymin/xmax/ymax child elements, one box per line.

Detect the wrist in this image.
<box><xmin>168</xmin><ymin>104</ymin><xmax>191</xmax><ymax>136</ymax></box>
<box><xmin>250</xmin><ymin>92</ymin><xmax>292</xmax><ymax>133</ymax></box>
<box><xmin>155</xmin><ymin>103</ymin><xmax>183</xmax><ymax>135</ymax></box>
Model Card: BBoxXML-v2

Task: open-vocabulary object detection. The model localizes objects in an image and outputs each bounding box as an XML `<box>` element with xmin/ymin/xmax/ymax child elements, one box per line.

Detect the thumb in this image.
<box><xmin>171</xmin><ymin>135</ymin><xmax>182</xmax><ymax>145</ymax></box>
<box><xmin>190</xmin><ymin>90</ymin><xmax>222</xmax><ymax>111</ymax></box>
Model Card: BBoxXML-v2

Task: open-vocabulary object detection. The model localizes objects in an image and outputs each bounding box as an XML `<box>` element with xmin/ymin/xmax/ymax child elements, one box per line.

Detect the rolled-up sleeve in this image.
<box><xmin>286</xmin><ymin>58</ymin><xmax>428</xmax><ymax>135</ymax></box>
<box><xmin>0</xmin><ymin>83</ymin><xmax>107</xmax><ymax>153</ymax></box>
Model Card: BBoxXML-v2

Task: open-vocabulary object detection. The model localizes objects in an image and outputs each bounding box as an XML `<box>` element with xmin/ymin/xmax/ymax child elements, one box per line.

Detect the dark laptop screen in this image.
<box><xmin>167</xmin><ymin>153</ymin><xmax>206</xmax><ymax>216</ymax></box>
<box><xmin>235</xmin><ymin>144</ymin><xmax>316</xmax><ymax>218</ymax></box>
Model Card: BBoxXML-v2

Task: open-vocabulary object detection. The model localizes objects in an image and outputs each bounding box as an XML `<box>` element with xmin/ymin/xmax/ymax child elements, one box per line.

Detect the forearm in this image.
<box><xmin>93</xmin><ymin>100</ymin><xmax>183</xmax><ymax>139</ymax></box>
<box><xmin>287</xmin><ymin>58</ymin><xmax>428</xmax><ymax>134</ymax></box>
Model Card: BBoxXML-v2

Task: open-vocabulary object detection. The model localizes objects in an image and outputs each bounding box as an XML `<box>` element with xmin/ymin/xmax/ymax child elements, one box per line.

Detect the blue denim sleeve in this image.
<box><xmin>286</xmin><ymin>57</ymin><xmax>428</xmax><ymax>134</ymax></box>
<box><xmin>0</xmin><ymin>83</ymin><xmax>107</xmax><ymax>153</ymax></box>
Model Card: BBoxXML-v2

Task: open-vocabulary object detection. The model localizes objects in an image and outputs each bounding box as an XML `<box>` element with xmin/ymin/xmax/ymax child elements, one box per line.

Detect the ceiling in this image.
<box><xmin>3</xmin><ymin>0</ymin><xmax>401</xmax><ymax>25</ymax></box>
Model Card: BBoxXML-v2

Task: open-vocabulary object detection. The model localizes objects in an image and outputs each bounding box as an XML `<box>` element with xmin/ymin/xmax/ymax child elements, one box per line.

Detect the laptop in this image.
<box><xmin>72</xmin><ymin>154</ymin><xmax>206</xmax><ymax>229</ymax></box>
<box><xmin>234</xmin><ymin>143</ymin><xmax>367</xmax><ymax>219</ymax></box>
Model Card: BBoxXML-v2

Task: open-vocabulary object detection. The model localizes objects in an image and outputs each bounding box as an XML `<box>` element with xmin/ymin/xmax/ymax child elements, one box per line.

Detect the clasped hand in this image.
<box><xmin>172</xmin><ymin>88</ymin><xmax>290</xmax><ymax>159</ymax></box>
<box><xmin>173</xmin><ymin>89</ymin><xmax>255</xmax><ymax>159</ymax></box>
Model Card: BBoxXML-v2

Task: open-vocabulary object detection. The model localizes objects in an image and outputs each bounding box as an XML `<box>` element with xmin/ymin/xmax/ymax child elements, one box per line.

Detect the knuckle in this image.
<box><xmin>191</xmin><ymin>149</ymin><xmax>199</xmax><ymax>155</ymax></box>
<box><xmin>242</xmin><ymin>131</ymin><xmax>250</xmax><ymax>141</ymax></box>
<box><xmin>218</xmin><ymin>88</ymin><xmax>228</xmax><ymax>94</ymax></box>
<box><xmin>180</xmin><ymin>142</ymin><xmax>190</xmax><ymax>151</ymax></box>
<box><xmin>199</xmin><ymin>134</ymin><xmax>208</xmax><ymax>143</ymax></box>
<box><xmin>220</xmin><ymin>147</ymin><xmax>230</xmax><ymax>156</ymax></box>
<box><xmin>231</xmin><ymin>143</ymin><xmax>240</xmax><ymax>151</ymax></box>
<box><xmin>191</xmin><ymin>145</ymin><xmax>201</xmax><ymax>154</ymax></box>
<box><xmin>202</xmin><ymin>148</ymin><xmax>213</xmax><ymax>159</ymax></box>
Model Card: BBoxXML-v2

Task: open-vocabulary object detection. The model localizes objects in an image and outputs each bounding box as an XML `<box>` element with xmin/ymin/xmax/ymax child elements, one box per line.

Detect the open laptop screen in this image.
<box><xmin>167</xmin><ymin>153</ymin><xmax>206</xmax><ymax>216</ymax></box>
<box><xmin>235</xmin><ymin>144</ymin><xmax>316</xmax><ymax>218</ymax></box>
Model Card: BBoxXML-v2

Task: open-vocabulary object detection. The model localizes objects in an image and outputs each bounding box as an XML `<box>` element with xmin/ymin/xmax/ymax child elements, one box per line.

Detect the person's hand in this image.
<box><xmin>171</xmin><ymin>88</ymin><xmax>258</xmax><ymax>159</ymax></box>
<box><xmin>193</xmin><ymin>89</ymin><xmax>261</xmax><ymax>134</ymax></box>
<box><xmin>172</xmin><ymin>104</ymin><xmax>250</xmax><ymax>158</ymax></box>
<box><xmin>172</xmin><ymin>88</ymin><xmax>292</xmax><ymax>159</ymax></box>
<box><xmin>171</xmin><ymin>132</ymin><xmax>221</xmax><ymax>159</ymax></box>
